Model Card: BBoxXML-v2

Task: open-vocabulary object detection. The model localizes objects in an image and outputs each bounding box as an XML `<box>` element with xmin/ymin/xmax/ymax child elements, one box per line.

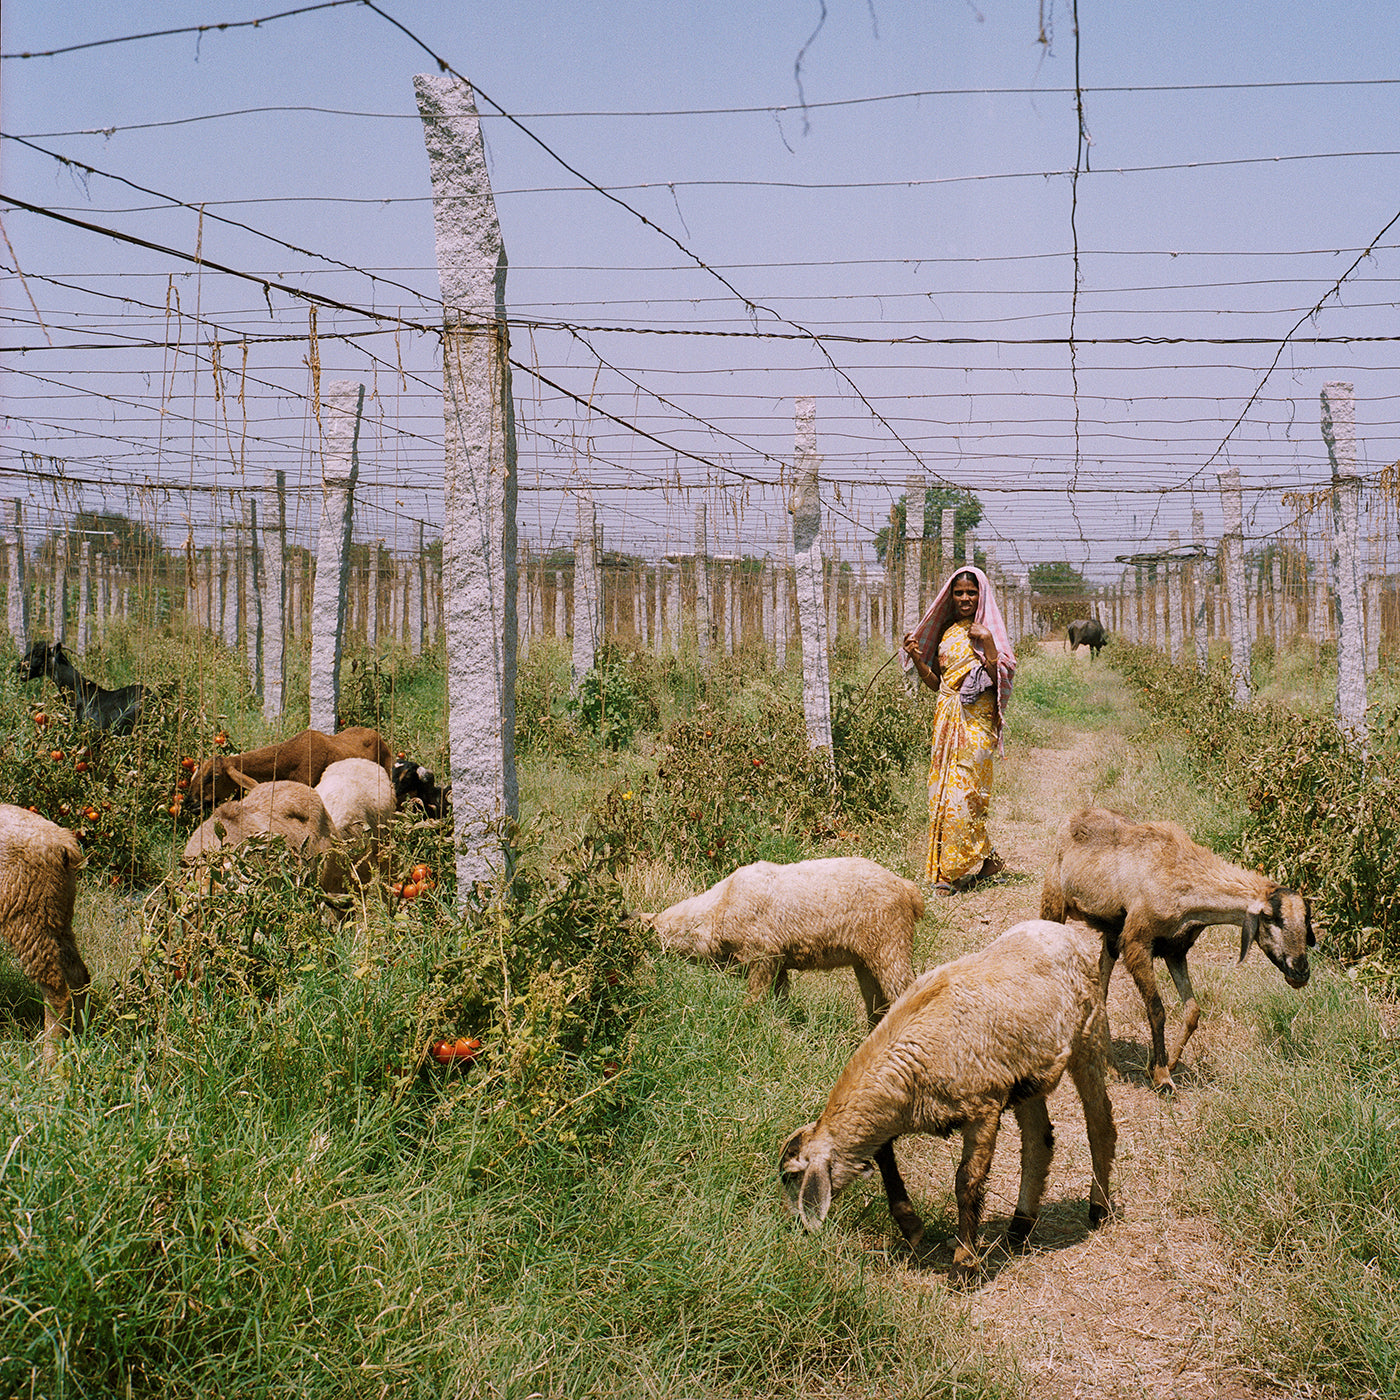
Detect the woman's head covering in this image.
<box><xmin>901</xmin><ymin>564</ymin><xmax>1017</xmax><ymax>741</ymax></box>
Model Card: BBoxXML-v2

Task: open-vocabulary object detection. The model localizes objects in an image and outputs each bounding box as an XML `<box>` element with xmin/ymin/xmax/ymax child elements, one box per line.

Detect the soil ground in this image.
<box><xmin>866</xmin><ymin>663</ymin><xmax>1315</xmax><ymax>1399</ymax></box>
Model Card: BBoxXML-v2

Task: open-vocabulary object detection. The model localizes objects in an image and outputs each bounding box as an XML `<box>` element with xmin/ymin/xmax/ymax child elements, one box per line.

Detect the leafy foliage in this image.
<box><xmin>873</xmin><ymin>486</ymin><xmax>983</xmax><ymax>568</ymax></box>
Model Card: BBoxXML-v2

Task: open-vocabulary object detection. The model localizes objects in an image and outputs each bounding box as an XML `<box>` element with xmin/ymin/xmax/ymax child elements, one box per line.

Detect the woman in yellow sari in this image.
<box><xmin>902</xmin><ymin>567</ymin><xmax>1016</xmax><ymax>895</ymax></box>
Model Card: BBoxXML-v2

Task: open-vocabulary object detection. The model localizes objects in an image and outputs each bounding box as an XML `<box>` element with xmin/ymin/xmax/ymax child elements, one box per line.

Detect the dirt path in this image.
<box><xmin>890</xmin><ymin>723</ymin><xmax>1307</xmax><ymax>1399</ymax></box>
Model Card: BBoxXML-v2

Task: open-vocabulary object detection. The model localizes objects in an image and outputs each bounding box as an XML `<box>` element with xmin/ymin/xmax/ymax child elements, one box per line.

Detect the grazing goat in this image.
<box><xmin>391</xmin><ymin>757</ymin><xmax>449</xmax><ymax>819</ymax></box>
<box><xmin>315</xmin><ymin>758</ymin><xmax>394</xmax><ymax>883</ymax></box>
<box><xmin>0</xmin><ymin>804</ymin><xmax>90</xmax><ymax>1064</ymax></box>
<box><xmin>17</xmin><ymin>639</ymin><xmax>148</xmax><ymax>733</ymax></box>
<box><xmin>780</xmin><ymin>919</ymin><xmax>1116</xmax><ymax>1285</ymax></box>
<box><xmin>1040</xmin><ymin>806</ymin><xmax>1315</xmax><ymax>1090</ymax></box>
<box><xmin>182</xmin><ymin>780</ymin><xmax>347</xmax><ymax>894</ymax></box>
<box><xmin>1066</xmin><ymin>619</ymin><xmax>1108</xmax><ymax>658</ymax></box>
<box><xmin>190</xmin><ymin>726</ymin><xmax>390</xmax><ymax>810</ymax></box>
<box><xmin>648</xmin><ymin>857</ymin><xmax>921</xmax><ymax>1029</ymax></box>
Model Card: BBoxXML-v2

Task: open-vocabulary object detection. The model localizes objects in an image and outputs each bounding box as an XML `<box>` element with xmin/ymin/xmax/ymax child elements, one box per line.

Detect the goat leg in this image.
<box><xmin>1121</xmin><ymin>935</ymin><xmax>1174</xmax><ymax>1089</ymax></box>
<box><xmin>1007</xmin><ymin>1096</ymin><xmax>1054</xmax><ymax>1248</ymax></box>
<box><xmin>873</xmin><ymin>1140</ymin><xmax>924</xmax><ymax>1247</ymax></box>
<box><xmin>950</xmin><ymin>1114</ymin><xmax>1001</xmax><ymax>1286</ymax></box>
<box><xmin>1164</xmin><ymin>953</ymin><xmax>1201</xmax><ymax>1075</ymax></box>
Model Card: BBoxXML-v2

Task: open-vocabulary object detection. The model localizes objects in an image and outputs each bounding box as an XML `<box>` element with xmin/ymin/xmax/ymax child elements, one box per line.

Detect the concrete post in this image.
<box><xmin>761</xmin><ymin>556</ymin><xmax>775</xmax><ymax>660</ymax></box>
<box><xmin>858</xmin><ymin>562</ymin><xmax>871</xmax><ymax>650</ymax></box>
<box><xmin>1192</xmin><ymin>510</ymin><xmax>1208</xmax><ymax>670</ymax></box>
<box><xmin>261</xmin><ymin>468</ymin><xmax>286</xmax><ymax>720</ymax></box>
<box><xmin>903</xmin><ymin>475</ymin><xmax>923</xmax><ymax>640</ymax></box>
<box><xmin>694</xmin><ymin>504</ymin><xmax>711</xmax><ymax>665</ymax></box>
<box><xmin>553</xmin><ymin>570</ymin><xmax>566</xmax><ymax>642</ymax></box>
<box><xmin>242</xmin><ymin>492</ymin><xmax>263</xmax><ymax>698</ymax></box>
<box><xmin>53</xmin><ymin>541</ymin><xmax>67</xmax><ymax>645</ymax></box>
<box><xmin>410</xmin><ymin>522</ymin><xmax>425</xmax><ymax>655</ymax></box>
<box><xmin>667</xmin><ymin>561</ymin><xmax>681</xmax><ymax>659</ymax></box>
<box><xmin>1218</xmin><ymin>468</ymin><xmax>1252</xmax><ymax>704</ymax></box>
<box><xmin>6</xmin><ymin>501</ymin><xmax>29</xmax><ymax>654</ymax></box>
<box><xmin>1322</xmin><ymin>382</ymin><xmax>1365</xmax><ymax>744</ymax></box>
<box><xmin>416</xmin><ymin>72</ymin><xmax>521</xmax><ymax>890</ymax></box>
<box><xmin>940</xmin><ymin>507</ymin><xmax>954</xmax><ymax>591</ymax></box>
<box><xmin>78</xmin><ymin>541</ymin><xmax>92</xmax><ymax>654</ymax></box>
<box><xmin>309</xmin><ymin>381</ymin><xmax>362</xmax><ymax>733</ymax></box>
<box><xmin>517</xmin><ymin>541</ymin><xmax>530</xmax><ymax>661</ymax></box>
<box><xmin>572</xmin><ymin>495</ymin><xmax>599</xmax><ymax>685</ymax></box>
<box><xmin>791</xmin><ymin>397</ymin><xmax>833</xmax><ymax>757</ymax></box>
<box><xmin>724</xmin><ymin>561</ymin><xmax>736</xmax><ymax>656</ymax></box>
<box><xmin>964</xmin><ymin>528</ymin><xmax>976</xmax><ymax>569</ymax></box>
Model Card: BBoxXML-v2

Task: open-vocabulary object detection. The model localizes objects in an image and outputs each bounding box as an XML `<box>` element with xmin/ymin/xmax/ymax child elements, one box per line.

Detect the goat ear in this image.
<box><xmin>227</xmin><ymin>766</ymin><xmax>258</xmax><ymax>792</ymax></box>
<box><xmin>1240</xmin><ymin>905</ymin><xmax>1262</xmax><ymax>962</ymax></box>
<box><xmin>797</xmin><ymin>1161</ymin><xmax>833</xmax><ymax>1232</ymax></box>
<box><xmin>1305</xmin><ymin>899</ymin><xmax>1317</xmax><ymax>948</ymax></box>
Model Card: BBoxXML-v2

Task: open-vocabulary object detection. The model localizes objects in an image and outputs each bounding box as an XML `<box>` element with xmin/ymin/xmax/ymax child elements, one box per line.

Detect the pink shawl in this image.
<box><xmin>900</xmin><ymin>564</ymin><xmax>1017</xmax><ymax>748</ymax></box>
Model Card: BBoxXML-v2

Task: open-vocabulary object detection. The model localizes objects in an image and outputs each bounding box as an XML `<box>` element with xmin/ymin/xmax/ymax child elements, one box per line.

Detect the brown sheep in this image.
<box><xmin>189</xmin><ymin>727</ymin><xmax>391</xmax><ymax>811</ymax></box>
<box><xmin>182</xmin><ymin>780</ymin><xmax>347</xmax><ymax>894</ymax></box>
<box><xmin>0</xmin><ymin>804</ymin><xmax>90</xmax><ymax>1064</ymax></box>
<box><xmin>1040</xmin><ymin>806</ymin><xmax>1315</xmax><ymax>1090</ymax></box>
<box><xmin>647</xmin><ymin>856</ymin><xmax>922</xmax><ymax>1028</ymax></box>
<box><xmin>780</xmin><ymin>919</ymin><xmax>1116</xmax><ymax>1286</ymax></box>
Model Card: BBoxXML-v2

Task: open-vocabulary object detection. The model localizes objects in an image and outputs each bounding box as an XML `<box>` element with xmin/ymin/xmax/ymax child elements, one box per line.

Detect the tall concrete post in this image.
<box><xmin>417</xmin><ymin>73</ymin><xmax>520</xmax><ymax>889</ymax></box>
<box><xmin>53</xmin><ymin>540</ymin><xmax>67</xmax><ymax>644</ymax></box>
<box><xmin>572</xmin><ymin>495</ymin><xmax>599</xmax><ymax>685</ymax></box>
<box><xmin>410</xmin><ymin>521</ymin><xmax>426</xmax><ymax>655</ymax></box>
<box><xmin>791</xmin><ymin>397</ymin><xmax>833</xmax><ymax>758</ymax></box>
<box><xmin>724</xmin><ymin>562</ymin><xmax>736</xmax><ymax>656</ymax></box>
<box><xmin>1365</xmin><ymin>534</ymin><xmax>1382</xmax><ymax>677</ymax></box>
<box><xmin>1322</xmin><ymin>382</ymin><xmax>1365</xmax><ymax>744</ymax></box>
<box><xmin>78</xmin><ymin>541</ymin><xmax>92</xmax><ymax>653</ymax></box>
<box><xmin>6</xmin><ymin>501</ymin><xmax>29</xmax><ymax>654</ymax></box>
<box><xmin>694</xmin><ymin>504</ymin><xmax>711</xmax><ymax>665</ymax></box>
<box><xmin>553</xmin><ymin>571</ymin><xmax>566</xmax><ymax>642</ymax></box>
<box><xmin>367</xmin><ymin>543</ymin><xmax>381</xmax><ymax>650</ymax></box>
<box><xmin>761</xmin><ymin>556</ymin><xmax>775</xmax><ymax>660</ymax></box>
<box><xmin>517</xmin><ymin>541</ymin><xmax>530</xmax><ymax>661</ymax></box>
<box><xmin>1218</xmin><ymin>468</ymin><xmax>1252</xmax><ymax>704</ymax></box>
<box><xmin>242</xmin><ymin>492</ymin><xmax>263</xmax><ymax>698</ymax></box>
<box><xmin>667</xmin><ymin>562</ymin><xmax>681</xmax><ymax>658</ymax></box>
<box><xmin>1192</xmin><ymin>509</ymin><xmax>1209</xmax><ymax>671</ymax></box>
<box><xmin>309</xmin><ymin>381</ymin><xmax>362</xmax><ymax>733</ymax></box>
<box><xmin>261</xmin><ymin>468</ymin><xmax>286</xmax><ymax>720</ymax></box>
<box><xmin>903</xmin><ymin>476</ymin><xmax>923</xmax><ymax>639</ymax></box>
<box><xmin>940</xmin><ymin>507</ymin><xmax>954</xmax><ymax>590</ymax></box>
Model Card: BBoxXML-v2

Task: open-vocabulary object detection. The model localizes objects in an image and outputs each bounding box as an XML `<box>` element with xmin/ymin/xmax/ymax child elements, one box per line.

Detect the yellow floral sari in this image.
<box><xmin>925</xmin><ymin>620</ymin><xmax>998</xmax><ymax>884</ymax></box>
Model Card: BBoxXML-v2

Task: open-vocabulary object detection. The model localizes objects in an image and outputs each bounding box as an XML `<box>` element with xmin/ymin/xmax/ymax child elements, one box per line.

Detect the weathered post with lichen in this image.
<box><xmin>694</xmin><ymin>504</ymin><xmax>711</xmax><ymax>665</ymax></box>
<box><xmin>6</xmin><ymin>501</ymin><xmax>29</xmax><ymax>654</ymax></box>
<box><xmin>791</xmin><ymin>397</ymin><xmax>833</xmax><ymax>760</ymax></box>
<box><xmin>1322</xmin><ymin>382</ymin><xmax>1365</xmax><ymax>746</ymax></box>
<box><xmin>1192</xmin><ymin>509</ymin><xmax>1209</xmax><ymax>671</ymax></box>
<box><xmin>261</xmin><ymin>468</ymin><xmax>286</xmax><ymax>720</ymax></box>
<box><xmin>416</xmin><ymin>73</ymin><xmax>520</xmax><ymax>893</ymax></box>
<box><xmin>242</xmin><ymin>492</ymin><xmax>263</xmax><ymax>699</ymax></box>
<box><xmin>309</xmin><ymin>381</ymin><xmax>362</xmax><ymax>733</ymax></box>
<box><xmin>1218</xmin><ymin>468</ymin><xmax>1252</xmax><ymax>705</ymax></box>
<box><xmin>572</xmin><ymin>495</ymin><xmax>599</xmax><ymax>686</ymax></box>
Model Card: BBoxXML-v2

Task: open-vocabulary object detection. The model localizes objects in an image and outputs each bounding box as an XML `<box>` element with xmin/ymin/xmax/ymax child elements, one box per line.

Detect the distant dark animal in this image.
<box><xmin>1040</xmin><ymin>807</ymin><xmax>1315</xmax><ymax>1090</ymax></box>
<box><xmin>1066</xmin><ymin>619</ymin><xmax>1108</xmax><ymax>658</ymax></box>
<box><xmin>17</xmin><ymin>639</ymin><xmax>149</xmax><ymax>733</ymax></box>
<box><xmin>391</xmin><ymin>757</ymin><xmax>449</xmax><ymax>819</ymax></box>
<box><xmin>190</xmin><ymin>727</ymin><xmax>391</xmax><ymax>810</ymax></box>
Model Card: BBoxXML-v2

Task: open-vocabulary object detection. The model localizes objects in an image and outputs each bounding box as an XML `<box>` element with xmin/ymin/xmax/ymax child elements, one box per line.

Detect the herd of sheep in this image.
<box><xmin>1</xmin><ymin>652</ymin><xmax>1316</xmax><ymax>1285</ymax></box>
<box><xmin>649</xmin><ymin>818</ymin><xmax>1313</xmax><ymax>1283</ymax></box>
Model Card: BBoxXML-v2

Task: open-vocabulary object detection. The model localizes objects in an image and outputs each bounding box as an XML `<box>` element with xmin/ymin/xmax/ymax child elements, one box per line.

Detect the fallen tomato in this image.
<box><xmin>429</xmin><ymin>1037</ymin><xmax>481</xmax><ymax>1066</ymax></box>
<box><xmin>74</xmin><ymin>761</ymin><xmax>89</xmax><ymax>774</ymax></box>
<box><xmin>33</xmin><ymin>712</ymin><xmax>47</xmax><ymax>727</ymax></box>
<box><xmin>409</xmin><ymin>863</ymin><xmax>432</xmax><ymax>884</ymax></box>
<box><xmin>180</xmin><ymin>756</ymin><xmax>196</xmax><ymax>772</ymax></box>
<box><xmin>399</xmin><ymin>881</ymin><xmax>421</xmax><ymax>901</ymax></box>
<box><xmin>50</xmin><ymin>749</ymin><xmax>64</xmax><ymax>762</ymax></box>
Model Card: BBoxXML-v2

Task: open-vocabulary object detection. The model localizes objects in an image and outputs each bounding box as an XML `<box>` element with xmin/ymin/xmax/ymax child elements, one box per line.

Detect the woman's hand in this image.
<box><xmin>969</xmin><ymin>621</ymin><xmax>999</xmax><ymax>669</ymax></box>
<box><xmin>903</xmin><ymin>633</ymin><xmax>937</xmax><ymax>691</ymax></box>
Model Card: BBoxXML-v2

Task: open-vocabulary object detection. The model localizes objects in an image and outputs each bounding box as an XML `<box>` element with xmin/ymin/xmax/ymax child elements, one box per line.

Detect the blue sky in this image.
<box><xmin>3</xmin><ymin>1</ymin><xmax>1397</xmax><ymax>581</ymax></box>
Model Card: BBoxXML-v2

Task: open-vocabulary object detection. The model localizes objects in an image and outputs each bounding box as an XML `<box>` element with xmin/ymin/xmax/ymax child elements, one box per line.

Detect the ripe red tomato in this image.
<box><xmin>410</xmin><ymin>863</ymin><xmax>432</xmax><ymax>883</ymax></box>
<box><xmin>214</xmin><ymin>732</ymin><xmax>229</xmax><ymax>748</ymax></box>
<box><xmin>50</xmin><ymin>749</ymin><xmax>64</xmax><ymax>762</ymax></box>
<box><xmin>33</xmin><ymin>713</ymin><xmax>47</xmax><ymax>727</ymax></box>
<box><xmin>74</xmin><ymin>761</ymin><xmax>89</xmax><ymax>774</ymax></box>
<box><xmin>429</xmin><ymin>1037</ymin><xmax>481</xmax><ymax>1066</ymax></box>
<box><xmin>400</xmin><ymin>881</ymin><xmax>421</xmax><ymax>901</ymax></box>
<box><xmin>180</xmin><ymin>756</ymin><xmax>196</xmax><ymax>772</ymax></box>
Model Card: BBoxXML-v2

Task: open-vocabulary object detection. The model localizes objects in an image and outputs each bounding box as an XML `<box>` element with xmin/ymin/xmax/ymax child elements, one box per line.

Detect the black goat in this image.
<box><xmin>17</xmin><ymin>640</ymin><xmax>148</xmax><ymax>734</ymax></box>
<box><xmin>391</xmin><ymin>757</ymin><xmax>449</xmax><ymax>818</ymax></box>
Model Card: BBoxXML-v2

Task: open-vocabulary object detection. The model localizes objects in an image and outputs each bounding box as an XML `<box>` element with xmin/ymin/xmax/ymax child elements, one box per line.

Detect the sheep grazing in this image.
<box><xmin>391</xmin><ymin>757</ymin><xmax>449</xmax><ymax>819</ymax></box>
<box><xmin>182</xmin><ymin>780</ymin><xmax>347</xmax><ymax>894</ymax></box>
<box><xmin>0</xmin><ymin>804</ymin><xmax>90</xmax><ymax>1064</ymax></box>
<box><xmin>189</xmin><ymin>726</ymin><xmax>390</xmax><ymax>810</ymax></box>
<box><xmin>1040</xmin><ymin>806</ymin><xmax>1315</xmax><ymax>1090</ymax></box>
<box><xmin>648</xmin><ymin>856</ymin><xmax>922</xmax><ymax>1029</ymax></box>
<box><xmin>17</xmin><ymin>639</ymin><xmax>149</xmax><ymax>733</ymax></box>
<box><xmin>315</xmin><ymin>758</ymin><xmax>394</xmax><ymax>883</ymax></box>
<box><xmin>780</xmin><ymin>919</ymin><xmax>1116</xmax><ymax>1286</ymax></box>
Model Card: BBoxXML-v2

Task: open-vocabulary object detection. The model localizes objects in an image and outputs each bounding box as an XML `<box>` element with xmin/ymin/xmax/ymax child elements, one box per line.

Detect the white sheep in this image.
<box><xmin>648</xmin><ymin>856</ymin><xmax>922</xmax><ymax>1028</ymax></box>
<box><xmin>780</xmin><ymin>919</ymin><xmax>1117</xmax><ymax>1285</ymax></box>
<box><xmin>314</xmin><ymin>757</ymin><xmax>394</xmax><ymax>884</ymax></box>
<box><xmin>1040</xmin><ymin>806</ymin><xmax>1315</xmax><ymax>1089</ymax></box>
<box><xmin>0</xmin><ymin>803</ymin><xmax>90</xmax><ymax>1064</ymax></box>
<box><xmin>182</xmin><ymin>780</ymin><xmax>347</xmax><ymax>894</ymax></box>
